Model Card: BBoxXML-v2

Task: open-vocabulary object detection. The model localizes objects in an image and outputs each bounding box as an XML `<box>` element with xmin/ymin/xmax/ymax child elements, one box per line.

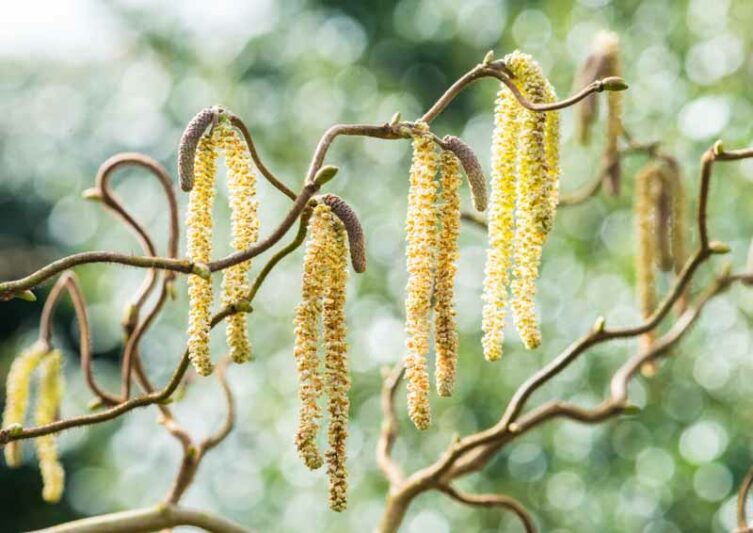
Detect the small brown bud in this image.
<box><xmin>442</xmin><ymin>135</ymin><xmax>487</xmax><ymax>212</ymax></box>
<box><xmin>178</xmin><ymin>107</ymin><xmax>219</xmax><ymax>192</ymax></box>
<box><xmin>320</xmin><ymin>194</ymin><xmax>367</xmax><ymax>273</ymax></box>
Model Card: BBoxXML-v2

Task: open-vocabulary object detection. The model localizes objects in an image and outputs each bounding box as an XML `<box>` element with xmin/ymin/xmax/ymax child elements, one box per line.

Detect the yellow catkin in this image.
<box><xmin>186</xmin><ymin>128</ymin><xmax>219</xmax><ymax>376</ymax></box>
<box><xmin>403</xmin><ymin>122</ymin><xmax>438</xmax><ymax>431</ymax></box>
<box><xmin>321</xmin><ymin>212</ymin><xmax>350</xmax><ymax>512</ymax></box>
<box><xmin>434</xmin><ymin>151</ymin><xmax>461</xmax><ymax>397</ymax></box>
<box><xmin>666</xmin><ymin>159</ymin><xmax>687</xmax><ymax>276</ymax></box>
<box><xmin>601</xmin><ymin>32</ymin><xmax>623</xmax><ymax>195</ymax></box>
<box><xmin>293</xmin><ymin>205</ymin><xmax>330</xmax><ymax>470</ymax></box>
<box><xmin>481</xmin><ymin>87</ymin><xmax>519</xmax><ymax>362</ymax></box>
<box><xmin>635</xmin><ymin>163</ymin><xmax>660</xmax><ymax>352</ymax></box>
<box><xmin>34</xmin><ymin>350</ymin><xmax>64</xmax><ymax>503</ymax></box>
<box><xmin>507</xmin><ymin>51</ymin><xmax>559</xmax><ymax>351</ymax></box>
<box><xmin>218</xmin><ymin>123</ymin><xmax>260</xmax><ymax>364</ymax></box>
<box><xmin>2</xmin><ymin>342</ymin><xmax>46</xmax><ymax>466</ymax></box>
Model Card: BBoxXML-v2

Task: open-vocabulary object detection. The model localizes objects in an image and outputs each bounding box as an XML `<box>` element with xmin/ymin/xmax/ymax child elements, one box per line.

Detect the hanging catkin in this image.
<box><xmin>186</xmin><ymin>127</ymin><xmax>219</xmax><ymax>376</ymax></box>
<box><xmin>481</xmin><ymin>84</ymin><xmax>519</xmax><ymax>362</ymax></box>
<box><xmin>34</xmin><ymin>350</ymin><xmax>65</xmax><ymax>503</ymax></box>
<box><xmin>293</xmin><ymin>206</ymin><xmax>330</xmax><ymax>470</ymax></box>
<box><xmin>403</xmin><ymin>122</ymin><xmax>438</xmax><ymax>430</ymax></box>
<box><xmin>508</xmin><ymin>52</ymin><xmax>559</xmax><ymax>350</ymax></box>
<box><xmin>321</xmin><ymin>209</ymin><xmax>350</xmax><ymax>512</ymax></box>
<box><xmin>434</xmin><ymin>150</ymin><xmax>462</xmax><ymax>397</ymax></box>
<box><xmin>293</xmin><ymin>203</ymin><xmax>353</xmax><ymax>510</ymax></box>
<box><xmin>2</xmin><ymin>342</ymin><xmax>46</xmax><ymax>466</ymax></box>
<box><xmin>635</xmin><ymin>163</ymin><xmax>660</xmax><ymax>353</ymax></box>
<box><xmin>218</xmin><ymin>123</ymin><xmax>260</xmax><ymax>364</ymax></box>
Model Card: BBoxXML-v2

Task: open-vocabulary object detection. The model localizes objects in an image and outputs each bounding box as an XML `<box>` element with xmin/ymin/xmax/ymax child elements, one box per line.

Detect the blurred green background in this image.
<box><xmin>1</xmin><ymin>0</ymin><xmax>753</xmax><ymax>531</ymax></box>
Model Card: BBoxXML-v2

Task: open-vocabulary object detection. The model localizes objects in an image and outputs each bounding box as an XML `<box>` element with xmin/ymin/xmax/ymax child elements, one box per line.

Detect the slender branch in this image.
<box><xmin>39</xmin><ymin>272</ymin><xmax>119</xmax><ymax>406</ymax></box>
<box><xmin>738</xmin><ymin>466</ymin><xmax>753</xmax><ymax>532</ymax></box>
<box><xmin>377</xmin><ymin>363</ymin><xmax>405</xmax><ymax>486</ymax></box>
<box><xmin>227</xmin><ymin>112</ymin><xmax>297</xmax><ymax>201</ymax></box>
<box><xmin>439</xmin><ymin>485</ymin><xmax>536</xmax><ymax>533</ymax></box>
<box><xmin>29</xmin><ymin>504</ymin><xmax>250</xmax><ymax>533</ymax></box>
<box><xmin>0</xmin><ymin>252</ymin><xmax>192</xmax><ymax>298</ymax></box>
<box><xmin>199</xmin><ymin>358</ymin><xmax>235</xmax><ymax>454</ymax></box>
<box><xmin>375</xmin><ymin>141</ymin><xmax>753</xmax><ymax>528</ymax></box>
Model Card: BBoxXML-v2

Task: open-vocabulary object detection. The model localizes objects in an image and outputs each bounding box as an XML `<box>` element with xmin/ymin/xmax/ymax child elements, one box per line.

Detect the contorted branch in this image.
<box><xmin>374</xmin><ymin>141</ymin><xmax>753</xmax><ymax>532</ymax></box>
<box><xmin>28</xmin><ymin>504</ymin><xmax>249</xmax><ymax>533</ymax></box>
<box><xmin>0</xmin><ymin>52</ymin><xmax>631</xmax><ymax>532</ymax></box>
<box><xmin>439</xmin><ymin>485</ymin><xmax>535</xmax><ymax>533</ymax></box>
<box><xmin>39</xmin><ymin>272</ymin><xmax>119</xmax><ymax>406</ymax></box>
<box><xmin>0</xmin><ymin>64</ymin><xmax>621</xmax><ymax>300</ymax></box>
<box><xmin>738</xmin><ymin>466</ymin><xmax>753</xmax><ymax>533</ymax></box>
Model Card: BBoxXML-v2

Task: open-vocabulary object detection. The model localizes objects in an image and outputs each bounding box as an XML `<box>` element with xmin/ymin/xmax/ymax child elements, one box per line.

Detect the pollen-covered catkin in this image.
<box><xmin>34</xmin><ymin>350</ymin><xmax>64</xmax><ymax>503</ymax></box>
<box><xmin>403</xmin><ymin>122</ymin><xmax>438</xmax><ymax>431</ymax></box>
<box><xmin>218</xmin><ymin>123</ymin><xmax>260</xmax><ymax>364</ymax></box>
<box><xmin>507</xmin><ymin>51</ymin><xmax>559</xmax><ymax>350</ymax></box>
<box><xmin>186</xmin><ymin>127</ymin><xmax>219</xmax><ymax>376</ymax></box>
<box><xmin>293</xmin><ymin>205</ymin><xmax>331</xmax><ymax>470</ymax></box>
<box><xmin>481</xmin><ymin>86</ymin><xmax>519</xmax><ymax>362</ymax></box>
<box><xmin>2</xmin><ymin>342</ymin><xmax>46</xmax><ymax>467</ymax></box>
<box><xmin>602</xmin><ymin>32</ymin><xmax>623</xmax><ymax>195</ymax></box>
<box><xmin>635</xmin><ymin>163</ymin><xmax>660</xmax><ymax>351</ymax></box>
<box><xmin>321</xmin><ymin>211</ymin><xmax>350</xmax><ymax>512</ymax></box>
<box><xmin>434</xmin><ymin>151</ymin><xmax>462</xmax><ymax>397</ymax></box>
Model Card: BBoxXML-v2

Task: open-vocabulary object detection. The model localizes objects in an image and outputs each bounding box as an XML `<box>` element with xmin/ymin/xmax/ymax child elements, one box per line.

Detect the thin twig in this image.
<box><xmin>439</xmin><ymin>485</ymin><xmax>536</xmax><ymax>533</ymax></box>
<box><xmin>228</xmin><ymin>112</ymin><xmax>297</xmax><ymax>201</ymax></box>
<box><xmin>28</xmin><ymin>504</ymin><xmax>250</xmax><ymax>533</ymax></box>
<box><xmin>738</xmin><ymin>466</ymin><xmax>753</xmax><ymax>531</ymax></box>
<box><xmin>377</xmin><ymin>363</ymin><xmax>405</xmax><ymax>486</ymax></box>
<box><xmin>39</xmin><ymin>272</ymin><xmax>119</xmax><ymax>406</ymax></box>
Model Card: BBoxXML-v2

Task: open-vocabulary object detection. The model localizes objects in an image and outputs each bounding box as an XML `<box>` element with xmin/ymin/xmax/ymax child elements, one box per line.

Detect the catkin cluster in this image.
<box><xmin>482</xmin><ymin>51</ymin><xmax>560</xmax><ymax>361</ymax></box>
<box><xmin>2</xmin><ymin>344</ymin><xmax>65</xmax><ymax>502</ymax></box>
<box><xmin>575</xmin><ymin>31</ymin><xmax>623</xmax><ymax>194</ymax></box>
<box><xmin>634</xmin><ymin>157</ymin><xmax>687</xmax><ymax>358</ymax></box>
<box><xmin>293</xmin><ymin>203</ymin><xmax>352</xmax><ymax>511</ymax></box>
<box><xmin>183</xmin><ymin>110</ymin><xmax>260</xmax><ymax>376</ymax></box>
<box><xmin>402</xmin><ymin>122</ymin><xmax>466</xmax><ymax>429</ymax></box>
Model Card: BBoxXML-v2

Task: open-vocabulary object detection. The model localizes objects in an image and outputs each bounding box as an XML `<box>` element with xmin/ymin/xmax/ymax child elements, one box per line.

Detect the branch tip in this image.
<box><xmin>16</xmin><ymin>290</ymin><xmax>37</xmax><ymax>302</ymax></box>
<box><xmin>601</xmin><ymin>76</ymin><xmax>628</xmax><ymax>91</ymax></box>
<box><xmin>314</xmin><ymin>165</ymin><xmax>339</xmax><ymax>187</ymax></box>
<box><xmin>81</xmin><ymin>187</ymin><xmax>103</xmax><ymax>201</ymax></box>
<box><xmin>389</xmin><ymin>112</ymin><xmax>401</xmax><ymax>126</ymax></box>
<box><xmin>709</xmin><ymin>241</ymin><xmax>731</xmax><ymax>254</ymax></box>
<box><xmin>482</xmin><ymin>50</ymin><xmax>495</xmax><ymax>65</ymax></box>
<box><xmin>713</xmin><ymin>140</ymin><xmax>725</xmax><ymax>156</ymax></box>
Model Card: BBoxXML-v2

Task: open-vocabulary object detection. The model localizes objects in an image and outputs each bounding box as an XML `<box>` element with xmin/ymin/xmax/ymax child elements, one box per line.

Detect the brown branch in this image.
<box><xmin>738</xmin><ymin>466</ymin><xmax>753</xmax><ymax>532</ymax></box>
<box><xmin>439</xmin><ymin>485</ymin><xmax>536</xmax><ymax>533</ymax></box>
<box><xmin>39</xmin><ymin>272</ymin><xmax>119</xmax><ymax>406</ymax></box>
<box><xmin>227</xmin><ymin>112</ymin><xmax>297</xmax><ymax>201</ymax></box>
<box><xmin>377</xmin><ymin>363</ymin><xmax>405</xmax><ymax>487</ymax></box>
<box><xmin>375</xmin><ymin>141</ymin><xmax>753</xmax><ymax>531</ymax></box>
<box><xmin>199</xmin><ymin>358</ymin><xmax>235</xmax><ymax>454</ymax></box>
<box><xmin>29</xmin><ymin>504</ymin><xmax>250</xmax><ymax>533</ymax></box>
